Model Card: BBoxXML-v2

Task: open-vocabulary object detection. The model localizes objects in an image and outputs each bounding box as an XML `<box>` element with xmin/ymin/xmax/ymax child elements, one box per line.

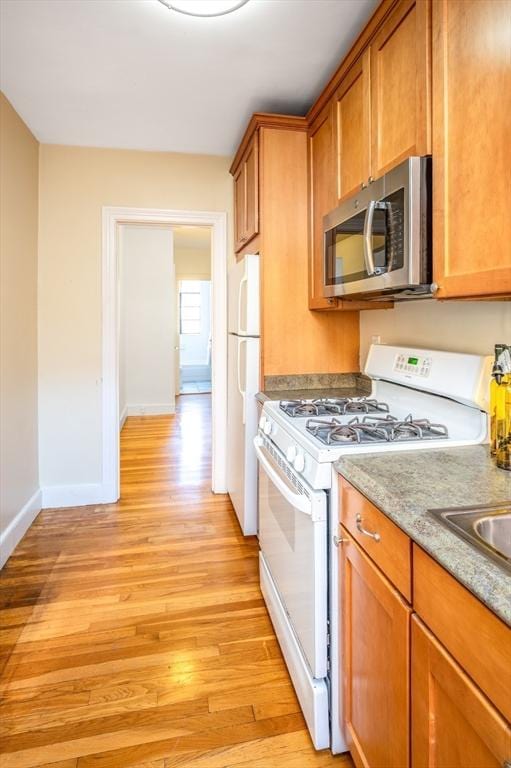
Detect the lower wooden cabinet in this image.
<box><xmin>338</xmin><ymin>480</ymin><xmax>511</xmax><ymax>768</ymax></box>
<box><xmin>341</xmin><ymin>528</ymin><xmax>411</xmax><ymax>768</ymax></box>
<box><xmin>411</xmin><ymin>616</ymin><xmax>511</xmax><ymax>768</ymax></box>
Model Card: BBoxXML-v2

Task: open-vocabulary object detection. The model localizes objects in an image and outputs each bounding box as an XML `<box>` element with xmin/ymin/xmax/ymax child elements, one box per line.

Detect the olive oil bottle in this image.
<box><xmin>490</xmin><ymin>344</ymin><xmax>511</xmax><ymax>470</ymax></box>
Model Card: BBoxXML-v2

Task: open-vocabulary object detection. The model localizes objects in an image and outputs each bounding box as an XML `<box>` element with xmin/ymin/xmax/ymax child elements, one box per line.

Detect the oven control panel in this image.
<box><xmin>394</xmin><ymin>353</ymin><xmax>432</xmax><ymax>377</ymax></box>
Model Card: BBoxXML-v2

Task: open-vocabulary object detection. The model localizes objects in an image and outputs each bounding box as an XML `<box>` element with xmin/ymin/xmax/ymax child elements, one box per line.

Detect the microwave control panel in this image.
<box><xmin>394</xmin><ymin>353</ymin><xmax>432</xmax><ymax>377</ymax></box>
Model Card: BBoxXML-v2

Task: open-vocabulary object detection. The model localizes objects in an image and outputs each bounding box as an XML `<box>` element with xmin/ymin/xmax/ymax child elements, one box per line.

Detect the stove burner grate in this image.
<box><xmin>279</xmin><ymin>397</ymin><xmax>390</xmax><ymax>418</ymax></box>
<box><xmin>305</xmin><ymin>413</ymin><xmax>449</xmax><ymax>446</ymax></box>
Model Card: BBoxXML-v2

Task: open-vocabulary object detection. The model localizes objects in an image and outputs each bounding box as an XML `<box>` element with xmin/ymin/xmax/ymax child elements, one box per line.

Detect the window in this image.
<box><xmin>179</xmin><ymin>281</ymin><xmax>201</xmax><ymax>335</ymax></box>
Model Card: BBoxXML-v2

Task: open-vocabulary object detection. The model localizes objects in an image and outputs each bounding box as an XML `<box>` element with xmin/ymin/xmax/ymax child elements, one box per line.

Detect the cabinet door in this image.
<box><xmin>370</xmin><ymin>0</ymin><xmax>431</xmax><ymax>180</ymax></box>
<box><xmin>233</xmin><ymin>133</ymin><xmax>259</xmax><ymax>254</ymax></box>
<box><xmin>244</xmin><ymin>134</ymin><xmax>259</xmax><ymax>246</ymax></box>
<box><xmin>340</xmin><ymin>528</ymin><xmax>411</xmax><ymax>768</ymax></box>
<box><xmin>335</xmin><ymin>50</ymin><xmax>371</xmax><ymax>201</ymax></box>
<box><xmin>432</xmin><ymin>0</ymin><xmax>511</xmax><ymax>298</ymax></box>
<box><xmin>308</xmin><ymin>105</ymin><xmax>338</xmax><ymax>310</ymax></box>
<box><xmin>234</xmin><ymin>163</ymin><xmax>246</xmax><ymax>253</ymax></box>
<box><xmin>412</xmin><ymin>616</ymin><xmax>511</xmax><ymax>768</ymax></box>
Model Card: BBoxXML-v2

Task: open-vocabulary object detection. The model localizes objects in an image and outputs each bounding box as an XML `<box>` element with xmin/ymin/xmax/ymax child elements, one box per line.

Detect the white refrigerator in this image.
<box><xmin>227</xmin><ymin>254</ymin><xmax>260</xmax><ymax>535</ymax></box>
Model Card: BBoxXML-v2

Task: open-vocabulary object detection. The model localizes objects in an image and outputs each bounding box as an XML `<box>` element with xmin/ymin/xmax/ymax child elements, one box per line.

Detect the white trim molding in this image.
<box><xmin>0</xmin><ymin>488</ymin><xmax>42</xmax><ymax>568</ymax></box>
<box><xmin>102</xmin><ymin>206</ymin><xmax>228</xmax><ymax>502</ymax></box>
<box><xmin>119</xmin><ymin>405</ymin><xmax>128</xmax><ymax>431</ymax></box>
<box><xmin>126</xmin><ymin>403</ymin><xmax>176</xmax><ymax>416</ymax></box>
<box><xmin>42</xmin><ymin>484</ymin><xmax>106</xmax><ymax>509</ymax></box>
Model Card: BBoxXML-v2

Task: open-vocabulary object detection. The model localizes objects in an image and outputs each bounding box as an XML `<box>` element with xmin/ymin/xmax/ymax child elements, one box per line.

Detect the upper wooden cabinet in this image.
<box><xmin>308</xmin><ymin>105</ymin><xmax>337</xmax><ymax>310</ymax></box>
<box><xmin>335</xmin><ymin>50</ymin><xmax>371</xmax><ymax>202</ymax></box>
<box><xmin>369</xmin><ymin>0</ymin><xmax>431</xmax><ymax>180</ymax></box>
<box><xmin>230</xmin><ymin>114</ymin><xmax>362</xmax><ymax>380</ymax></box>
<box><xmin>432</xmin><ymin>0</ymin><xmax>511</xmax><ymax>298</ymax></box>
<box><xmin>233</xmin><ymin>133</ymin><xmax>259</xmax><ymax>254</ymax></box>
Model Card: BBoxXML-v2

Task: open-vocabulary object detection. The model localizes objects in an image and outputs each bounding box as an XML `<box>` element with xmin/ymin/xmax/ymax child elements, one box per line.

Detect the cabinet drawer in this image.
<box><xmin>413</xmin><ymin>545</ymin><xmax>511</xmax><ymax>722</ymax></box>
<box><xmin>339</xmin><ymin>477</ymin><xmax>411</xmax><ymax>601</ymax></box>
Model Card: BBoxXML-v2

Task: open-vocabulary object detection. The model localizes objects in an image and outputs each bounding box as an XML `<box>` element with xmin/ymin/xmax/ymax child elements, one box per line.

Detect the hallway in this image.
<box><xmin>0</xmin><ymin>395</ymin><xmax>349</xmax><ymax>767</ymax></box>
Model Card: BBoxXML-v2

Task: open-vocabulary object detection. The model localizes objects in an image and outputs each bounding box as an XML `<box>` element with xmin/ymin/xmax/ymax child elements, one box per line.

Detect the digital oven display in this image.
<box><xmin>407</xmin><ymin>357</ymin><xmax>419</xmax><ymax>365</ymax></box>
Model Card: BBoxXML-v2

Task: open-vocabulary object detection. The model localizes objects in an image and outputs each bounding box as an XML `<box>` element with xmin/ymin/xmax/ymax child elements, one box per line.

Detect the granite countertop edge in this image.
<box><xmin>334</xmin><ymin>447</ymin><xmax>511</xmax><ymax>627</ymax></box>
<box><xmin>256</xmin><ymin>385</ymin><xmax>370</xmax><ymax>404</ymax></box>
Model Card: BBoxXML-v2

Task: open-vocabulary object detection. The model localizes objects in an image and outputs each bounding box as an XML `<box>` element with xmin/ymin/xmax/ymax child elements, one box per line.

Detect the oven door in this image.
<box><xmin>254</xmin><ymin>435</ymin><xmax>327</xmax><ymax>678</ymax></box>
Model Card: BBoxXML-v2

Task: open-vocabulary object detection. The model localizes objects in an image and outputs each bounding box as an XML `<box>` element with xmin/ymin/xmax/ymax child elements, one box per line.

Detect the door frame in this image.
<box><xmin>102</xmin><ymin>206</ymin><xmax>228</xmax><ymax>500</ymax></box>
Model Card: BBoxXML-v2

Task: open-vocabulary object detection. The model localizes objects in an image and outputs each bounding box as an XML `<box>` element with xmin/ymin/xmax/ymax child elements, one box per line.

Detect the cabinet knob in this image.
<box><xmin>333</xmin><ymin>534</ymin><xmax>348</xmax><ymax>547</ymax></box>
<box><xmin>430</xmin><ymin>282</ymin><xmax>439</xmax><ymax>294</ymax></box>
<box><xmin>368</xmin><ymin>175</ymin><xmax>374</xmax><ymax>184</ymax></box>
<box><xmin>361</xmin><ymin>181</ymin><xmax>367</xmax><ymax>190</ymax></box>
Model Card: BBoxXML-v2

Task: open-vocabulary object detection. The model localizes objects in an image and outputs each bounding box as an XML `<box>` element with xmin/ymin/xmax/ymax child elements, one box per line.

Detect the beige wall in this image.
<box><xmin>119</xmin><ymin>226</ymin><xmax>175</xmax><ymax>420</ymax></box>
<box><xmin>360</xmin><ymin>299</ymin><xmax>511</xmax><ymax>367</ymax></box>
<box><xmin>0</xmin><ymin>93</ymin><xmax>40</xmax><ymax>559</ymax></box>
<box><xmin>175</xmin><ymin>247</ymin><xmax>211</xmax><ymax>280</ymax></box>
<box><xmin>38</xmin><ymin>144</ymin><xmax>232</xmax><ymax>490</ymax></box>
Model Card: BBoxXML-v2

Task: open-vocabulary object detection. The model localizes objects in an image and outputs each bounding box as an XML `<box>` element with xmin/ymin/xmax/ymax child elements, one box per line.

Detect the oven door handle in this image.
<box><xmin>363</xmin><ymin>200</ymin><xmax>377</xmax><ymax>276</ymax></box>
<box><xmin>254</xmin><ymin>438</ymin><xmax>312</xmax><ymax>516</ymax></box>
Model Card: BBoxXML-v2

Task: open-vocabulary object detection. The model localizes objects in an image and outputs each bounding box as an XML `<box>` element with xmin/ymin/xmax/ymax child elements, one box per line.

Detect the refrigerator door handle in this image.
<box><xmin>238</xmin><ymin>274</ymin><xmax>248</xmax><ymax>335</ymax></box>
<box><xmin>237</xmin><ymin>337</ymin><xmax>247</xmax><ymax>424</ymax></box>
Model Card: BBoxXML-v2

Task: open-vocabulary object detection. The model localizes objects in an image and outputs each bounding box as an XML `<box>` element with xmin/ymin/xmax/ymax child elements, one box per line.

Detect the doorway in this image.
<box><xmin>178</xmin><ymin>280</ymin><xmax>212</xmax><ymax>395</ymax></box>
<box><xmin>101</xmin><ymin>207</ymin><xmax>228</xmax><ymax>501</ymax></box>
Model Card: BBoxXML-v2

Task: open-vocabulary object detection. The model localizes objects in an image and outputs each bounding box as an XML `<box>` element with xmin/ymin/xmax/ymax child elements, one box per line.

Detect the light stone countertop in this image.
<box><xmin>334</xmin><ymin>446</ymin><xmax>511</xmax><ymax>626</ymax></box>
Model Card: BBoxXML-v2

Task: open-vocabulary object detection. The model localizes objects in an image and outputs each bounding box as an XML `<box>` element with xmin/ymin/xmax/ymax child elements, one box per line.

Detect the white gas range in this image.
<box><xmin>254</xmin><ymin>345</ymin><xmax>492</xmax><ymax>753</ymax></box>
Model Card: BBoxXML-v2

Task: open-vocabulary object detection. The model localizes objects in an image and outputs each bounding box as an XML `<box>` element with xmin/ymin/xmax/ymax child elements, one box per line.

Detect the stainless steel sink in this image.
<box><xmin>430</xmin><ymin>503</ymin><xmax>511</xmax><ymax>571</ymax></box>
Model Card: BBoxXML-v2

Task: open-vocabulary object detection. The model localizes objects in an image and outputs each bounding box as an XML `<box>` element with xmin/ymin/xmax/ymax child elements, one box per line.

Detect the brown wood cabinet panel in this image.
<box><xmin>432</xmin><ymin>0</ymin><xmax>511</xmax><ymax>298</ymax></box>
<box><xmin>233</xmin><ymin>133</ymin><xmax>259</xmax><ymax>254</ymax></box>
<box><xmin>412</xmin><ymin>616</ymin><xmax>511</xmax><ymax>768</ymax></box>
<box><xmin>260</xmin><ymin>126</ymin><xmax>361</xmax><ymax>376</ymax></box>
<box><xmin>413</xmin><ymin>544</ymin><xmax>511</xmax><ymax>722</ymax></box>
<box><xmin>340</xmin><ymin>478</ymin><xmax>412</xmax><ymax>601</ymax></box>
<box><xmin>234</xmin><ymin>164</ymin><xmax>245</xmax><ymax>253</ymax></box>
<box><xmin>335</xmin><ymin>50</ymin><xmax>371</xmax><ymax>201</ymax></box>
<box><xmin>370</xmin><ymin>0</ymin><xmax>431</xmax><ymax>180</ymax></box>
<box><xmin>244</xmin><ymin>136</ymin><xmax>259</xmax><ymax>246</ymax></box>
<box><xmin>341</xmin><ymin>528</ymin><xmax>411</xmax><ymax>768</ymax></box>
<box><xmin>308</xmin><ymin>105</ymin><xmax>338</xmax><ymax>310</ymax></box>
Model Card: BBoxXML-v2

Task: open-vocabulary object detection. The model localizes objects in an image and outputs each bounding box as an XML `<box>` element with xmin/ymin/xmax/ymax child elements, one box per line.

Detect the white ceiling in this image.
<box><xmin>0</xmin><ymin>0</ymin><xmax>378</xmax><ymax>156</ymax></box>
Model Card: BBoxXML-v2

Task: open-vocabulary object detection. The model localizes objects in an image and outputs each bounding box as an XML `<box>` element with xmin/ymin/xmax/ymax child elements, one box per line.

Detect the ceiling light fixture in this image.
<box><xmin>158</xmin><ymin>0</ymin><xmax>249</xmax><ymax>17</ymax></box>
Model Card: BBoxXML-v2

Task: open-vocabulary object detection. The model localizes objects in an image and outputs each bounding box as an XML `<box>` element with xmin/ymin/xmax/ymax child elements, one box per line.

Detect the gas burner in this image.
<box><xmin>279</xmin><ymin>400</ymin><xmax>321</xmax><ymax>417</ymax></box>
<box><xmin>306</xmin><ymin>417</ymin><xmax>390</xmax><ymax>445</ymax></box>
<box><xmin>306</xmin><ymin>413</ymin><xmax>449</xmax><ymax>446</ymax></box>
<box><xmin>279</xmin><ymin>397</ymin><xmax>390</xmax><ymax>418</ymax></box>
<box><xmin>339</xmin><ymin>398</ymin><xmax>390</xmax><ymax>415</ymax></box>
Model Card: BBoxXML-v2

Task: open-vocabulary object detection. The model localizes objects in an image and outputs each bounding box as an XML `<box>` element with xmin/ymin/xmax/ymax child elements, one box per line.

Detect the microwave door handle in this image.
<box><xmin>363</xmin><ymin>201</ymin><xmax>377</xmax><ymax>276</ymax></box>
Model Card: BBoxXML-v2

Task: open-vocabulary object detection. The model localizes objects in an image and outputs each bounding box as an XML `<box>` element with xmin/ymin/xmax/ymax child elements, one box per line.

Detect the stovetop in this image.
<box><xmin>258</xmin><ymin>349</ymin><xmax>490</xmax><ymax>489</ymax></box>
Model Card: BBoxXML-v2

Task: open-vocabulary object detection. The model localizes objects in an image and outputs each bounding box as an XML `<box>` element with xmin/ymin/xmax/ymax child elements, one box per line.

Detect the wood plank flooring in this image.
<box><xmin>0</xmin><ymin>394</ymin><xmax>352</xmax><ymax>767</ymax></box>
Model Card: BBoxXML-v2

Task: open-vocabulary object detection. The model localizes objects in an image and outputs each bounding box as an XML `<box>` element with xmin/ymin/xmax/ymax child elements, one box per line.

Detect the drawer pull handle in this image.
<box><xmin>356</xmin><ymin>514</ymin><xmax>381</xmax><ymax>542</ymax></box>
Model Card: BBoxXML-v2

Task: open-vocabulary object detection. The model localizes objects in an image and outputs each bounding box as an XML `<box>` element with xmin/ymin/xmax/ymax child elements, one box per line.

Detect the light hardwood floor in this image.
<box><xmin>0</xmin><ymin>394</ymin><xmax>352</xmax><ymax>767</ymax></box>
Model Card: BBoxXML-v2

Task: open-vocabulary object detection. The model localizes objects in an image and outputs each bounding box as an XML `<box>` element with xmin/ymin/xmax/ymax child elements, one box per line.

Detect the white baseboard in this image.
<box><xmin>126</xmin><ymin>403</ymin><xmax>175</xmax><ymax>416</ymax></box>
<box><xmin>0</xmin><ymin>488</ymin><xmax>42</xmax><ymax>568</ymax></box>
<box><xmin>42</xmin><ymin>483</ymin><xmax>106</xmax><ymax>509</ymax></box>
<box><xmin>119</xmin><ymin>405</ymin><xmax>128</xmax><ymax>430</ymax></box>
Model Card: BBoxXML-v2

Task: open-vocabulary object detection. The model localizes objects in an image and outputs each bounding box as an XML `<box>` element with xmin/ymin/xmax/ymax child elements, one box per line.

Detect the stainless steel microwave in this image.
<box><xmin>323</xmin><ymin>156</ymin><xmax>432</xmax><ymax>301</ymax></box>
